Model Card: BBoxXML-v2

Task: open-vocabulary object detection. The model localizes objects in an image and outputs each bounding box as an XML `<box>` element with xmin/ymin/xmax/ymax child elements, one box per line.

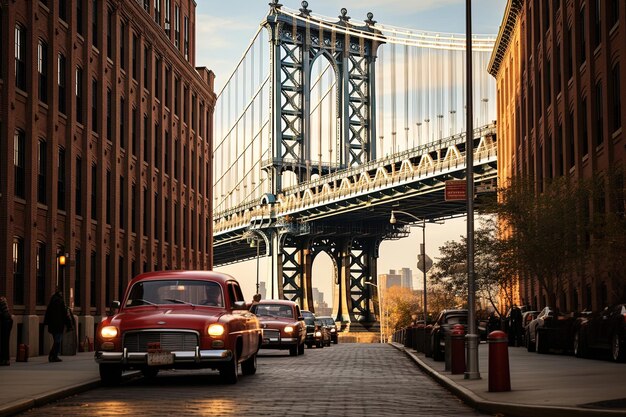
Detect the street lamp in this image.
<box><xmin>250</xmin><ymin>238</ymin><xmax>261</xmax><ymax>295</ymax></box>
<box><xmin>390</xmin><ymin>210</ymin><xmax>431</xmax><ymax>352</ymax></box>
<box><xmin>365</xmin><ymin>281</ymin><xmax>384</xmax><ymax>344</ymax></box>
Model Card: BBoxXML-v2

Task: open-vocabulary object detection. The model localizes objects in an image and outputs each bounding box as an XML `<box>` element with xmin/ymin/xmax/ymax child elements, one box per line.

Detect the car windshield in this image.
<box><xmin>251</xmin><ymin>304</ymin><xmax>293</xmax><ymax>318</ymax></box>
<box><xmin>321</xmin><ymin>318</ymin><xmax>334</xmax><ymax>326</ymax></box>
<box><xmin>125</xmin><ymin>280</ymin><xmax>223</xmax><ymax>307</ymax></box>
<box><xmin>445</xmin><ymin>315</ymin><xmax>468</xmax><ymax>325</ymax></box>
<box><xmin>304</xmin><ymin>317</ymin><xmax>315</xmax><ymax>325</ymax></box>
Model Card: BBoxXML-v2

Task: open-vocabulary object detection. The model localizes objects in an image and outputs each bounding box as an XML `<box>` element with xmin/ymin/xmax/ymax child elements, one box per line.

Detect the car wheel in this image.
<box><xmin>432</xmin><ymin>335</ymin><xmax>444</xmax><ymax>361</ymax></box>
<box><xmin>289</xmin><ymin>345</ymin><xmax>298</xmax><ymax>356</ymax></box>
<box><xmin>333</xmin><ymin>337</ymin><xmax>338</xmax><ymax>344</ymax></box>
<box><xmin>141</xmin><ymin>367</ymin><xmax>159</xmax><ymax>379</ymax></box>
<box><xmin>241</xmin><ymin>352</ymin><xmax>257</xmax><ymax>376</ymax></box>
<box><xmin>612</xmin><ymin>334</ymin><xmax>626</xmax><ymax>362</ymax></box>
<box><xmin>220</xmin><ymin>350</ymin><xmax>238</xmax><ymax>384</ymax></box>
<box><xmin>99</xmin><ymin>364</ymin><xmax>122</xmax><ymax>386</ymax></box>
<box><xmin>526</xmin><ymin>330</ymin><xmax>535</xmax><ymax>352</ymax></box>
<box><xmin>574</xmin><ymin>330</ymin><xmax>586</xmax><ymax>358</ymax></box>
<box><xmin>298</xmin><ymin>342</ymin><xmax>305</xmax><ymax>355</ymax></box>
<box><xmin>306</xmin><ymin>343</ymin><xmax>312</xmax><ymax>349</ymax></box>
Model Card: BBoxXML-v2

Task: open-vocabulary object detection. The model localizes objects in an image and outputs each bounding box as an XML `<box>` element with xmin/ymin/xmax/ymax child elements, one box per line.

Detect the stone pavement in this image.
<box><xmin>392</xmin><ymin>341</ymin><xmax>626</xmax><ymax>417</ymax></box>
<box><xmin>1</xmin><ymin>343</ymin><xmax>625</xmax><ymax>416</ymax></box>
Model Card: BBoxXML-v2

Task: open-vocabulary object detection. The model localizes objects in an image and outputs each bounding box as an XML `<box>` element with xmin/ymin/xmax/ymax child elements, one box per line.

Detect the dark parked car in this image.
<box><xmin>317</xmin><ymin>316</ymin><xmax>339</xmax><ymax>344</ymax></box>
<box><xmin>521</xmin><ymin>310</ymin><xmax>539</xmax><ymax>345</ymax></box>
<box><xmin>302</xmin><ymin>310</ymin><xmax>324</xmax><ymax>348</ymax></box>
<box><xmin>573</xmin><ymin>304</ymin><xmax>626</xmax><ymax>362</ymax></box>
<box><xmin>250</xmin><ymin>300</ymin><xmax>306</xmax><ymax>356</ymax></box>
<box><xmin>430</xmin><ymin>309</ymin><xmax>467</xmax><ymax>361</ymax></box>
<box><xmin>526</xmin><ymin>307</ymin><xmax>576</xmax><ymax>354</ymax></box>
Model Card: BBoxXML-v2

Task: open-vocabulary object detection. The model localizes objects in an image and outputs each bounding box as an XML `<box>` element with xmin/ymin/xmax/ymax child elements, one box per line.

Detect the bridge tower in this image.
<box><xmin>260</xmin><ymin>1</ymin><xmax>384</xmax><ymax>328</ymax></box>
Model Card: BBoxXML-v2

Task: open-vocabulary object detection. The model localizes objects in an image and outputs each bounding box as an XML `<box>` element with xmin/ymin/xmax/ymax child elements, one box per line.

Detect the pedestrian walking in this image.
<box><xmin>43</xmin><ymin>289</ymin><xmax>72</xmax><ymax>362</ymax></box>
<box><xmin>0</xmin><ymin>296</ymin><xmax>13</xmax><ymax>366</ymax></box>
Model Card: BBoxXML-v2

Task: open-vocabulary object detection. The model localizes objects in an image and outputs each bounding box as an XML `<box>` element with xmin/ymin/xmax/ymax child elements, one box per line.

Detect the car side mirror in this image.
<box><xmin>298</xmin><ymin>316</ymin><xmax>304</xmax><ymax>321</ymax></box>
<box><xmin>109</xmin><ymin>301</ymin><xmax>120</xmax><ymax>316</ymax></box>
<box><xmin>233</xmin><ymin>301</ymin><xmax>247</xmax><ymax>310</ymax></box>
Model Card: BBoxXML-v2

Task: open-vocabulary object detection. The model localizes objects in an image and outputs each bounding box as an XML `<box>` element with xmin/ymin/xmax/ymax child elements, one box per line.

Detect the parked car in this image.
<box><xmin>315</xmin><ymin>319</ymin><xmax>332</xmax><ymax>347</ymax></box>
<box><xmin>317</xmin><ymin>316</ymin><xmax>339</xmax><ymax>344</ymax></box>
<box><xmin>301</xmin><ymin>310</ymin><xmax>324</xmax><ymax>348</ymax></box>
<box><xmin>573</xmin><ymin>304</ymin><xmax>626</xmax><ymax>362</ymax></box>
<box><xmin>521</xmin><ymin>310</ymin><xmax>539</xmax><ymax>346</ymax></box>
<box><xmin>430</xmin><ymin>309</ymin><xmax>468</xmax><ymax>361</ymax></box>
<box><xmin>95</xmin><ymin>271</ymin><xmax>262</xmax><ymax>385</ymax></box>
<box><xmin>526</xmin><ymin>307</ymin><xmax>576</xmax><ymax>354</ymax></box>
<box><xmin>250</xmin><ymin>300</ymin><xmax>306</xmax><ymax>356</ymax></box>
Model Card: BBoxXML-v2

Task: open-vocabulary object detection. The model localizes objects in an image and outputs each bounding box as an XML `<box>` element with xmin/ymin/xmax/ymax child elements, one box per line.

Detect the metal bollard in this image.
<box><xmin>415</xmin><ymin>324</ymin><xmax>425</xmax><ymax>353</ymax></box>
<box><xmin>404</xmin><ymin>327</ymin><xmax>412</xmax><ymax>348</ymax></box>
<box><xmin>488</xmin><ymin>330</ymin><xmax>511</xmax><ymax>392</ymax></box>
<box><xmin>450</xmin><ymin>324</ymin><xmax>466</xmax><ymax>374</ymax></box>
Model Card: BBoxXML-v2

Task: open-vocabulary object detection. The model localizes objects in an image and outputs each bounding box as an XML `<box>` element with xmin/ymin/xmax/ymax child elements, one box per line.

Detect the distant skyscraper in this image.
<box><xmin>379</xmin><ymin>270</ymin><xmax>402</xmax><ymax>290</ymax></box>
<box><xmin>399</xmin><ymin>268</ymin><xmax>413</xmax><ymax>290</ymax></box>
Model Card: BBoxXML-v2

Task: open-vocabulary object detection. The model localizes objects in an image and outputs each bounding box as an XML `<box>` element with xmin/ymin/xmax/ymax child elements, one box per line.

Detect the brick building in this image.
<box><xmin>0</xmin><ymin>0</ymin><xmax>215</xmax><ymax>356</ymax></box>
<box><xmin>489</xmin><ymin>1</ymin><xmax>625</xmax><ymax>311</ymax></box>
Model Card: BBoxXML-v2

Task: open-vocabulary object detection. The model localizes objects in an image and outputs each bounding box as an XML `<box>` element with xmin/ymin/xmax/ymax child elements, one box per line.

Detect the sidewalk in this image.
<box><xmin>0</xmin><ymin>352</ymin><xmax>101</xmax><ymax>417</ymax></box>
<box><xmin>393</xmin><ymin>341</ymin><xmax>626</xmax><ymax>417</ymax></box>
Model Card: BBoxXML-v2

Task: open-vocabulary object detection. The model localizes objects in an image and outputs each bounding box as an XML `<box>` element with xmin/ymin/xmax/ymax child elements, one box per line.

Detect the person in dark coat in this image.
<box><xmin>44</xmin><ymin>289</ymin><xmax>72</xmax><ymax>362</ymax></box>
<box><xmin>0</xmin><ymin>296</ymin><xmax>13</xmax><ymax>366</ymax></box>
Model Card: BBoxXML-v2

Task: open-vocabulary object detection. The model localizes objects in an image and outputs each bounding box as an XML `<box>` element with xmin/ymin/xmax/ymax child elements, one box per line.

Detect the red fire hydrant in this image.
<box><xmin>488</xmin><ymin>330</ymin><xmax>511</xmax><ymax>392</ymax></box>
<box><xmin>450</xmin><ymin>324</ymin><xmax>466</xmax><ymax>374</ymax></box>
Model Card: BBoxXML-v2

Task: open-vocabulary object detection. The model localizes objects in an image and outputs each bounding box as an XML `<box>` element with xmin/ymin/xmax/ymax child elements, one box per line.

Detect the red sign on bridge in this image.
<box><xmin>445</xmin><ymin>180</ymin><xmax>467</xmax><ymax>201</ymax></box>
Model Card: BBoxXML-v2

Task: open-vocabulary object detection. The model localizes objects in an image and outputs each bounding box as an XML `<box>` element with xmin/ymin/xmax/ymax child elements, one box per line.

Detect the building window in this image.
<box><xmin>568</xmin><ymin>110</ymin><xmax>575</xmax><ymax>169</ymax></box>
<box><xmin>90</xmin><ymin>251</ymin><xmax>96</xmax><ymax>308</ymax></box>
<box><xmin>76</xmin><ymin>157</ymin><xmax>82</xmax><ymax>216</ymax></box>
<box><xmin>36</xmin><ymin>242</ymin><xmax>46</xmax><ymax>306</ymax></box>
<box><xmin>58</xmin><ymin>147</ymin><xmax>66</xmax><ymax>210</ymax></box>
<box><xmin>119</xmin><ymin>176</ymin><xmax>125</xmax><ymax>229</ymax></box>
<box><xmin>132</xmin><ymin>33</ymin><xmax>138</xmax><ymax>80</ymax></box>
<box><xmin>165</xmin><ymin>66</ymin><xmax>171</xmax><ymax>107</ymax></box>
<box><xmin>593</xmin><ymin>0</ymin><xmax>601</xmax><ymax>49</ymax></box>
<box><xmin>143</xmin><ymin>46</ymin><xmax>149</xmax><ymax>89</ymax></box>
<box><xmin>118</xmin><ymin>256</ymin><xmax>125</xmax><ymax>302</ymax></box>
<box><xmin>38</xmin><ymin>139</ymin><xmax>47</xmax><ymax>204</ymax></box>
<box><xmin>13</xmin><ymin>237</ymin><xmax>25</xmax><ymax>304</ymax></box>
<box><xmin>106</xmin><ymin>169</ymin><xmax>111</xmax><ymax>224</ymax></box>
<box><xmin>132</xmin><ymin>107</ymin><xmax>138</xmax><ymax>156</ymax></box>
<box><xmin>581</xmin><ymin>99</ymin><xmax>589</xmax><ymax>157</ymax></box>
<box><xmin>120</xmin><ymin>22</ymin><xmax>126</xmax><ymax>70</ymax></box>
<box><xmin>174</xmin><ymin>5</ymin><xmax>180</xmax><ymax>49</ymax></box>
<box><xmin>143</xmin><ymin>114</ymin><xmax>149</xmax><ymax>163</ymax></box>
<box><xmin>164</xmin><ymin>130</ymin><xmax>170</xmax><ymax>175</ymax></box>
<box><xmin>77</xmin><ymin>0</ymin><xmax>84</xmax><ymax>36</ymax></box>
<box><xmin>155</xmin><ymin>123</ymin><xmax>160</xmax><ymax>170</ymax></box>
<box><xmin>58</xmin><ymin>53</ymin><xmax>67</xmax><ymax>114</ymax></box>
<box><xmin>131</xmin><ymin>183</ymin><xmax>137</xmax><ymax>233</ymax></box>
<box><xmin>155</xmin><ymin>57</ymin><xmax>161</xmax><ymax>100</ymax></box>
<box><xmin>174</xmin><ymin>138</ymin><xmax>179</xmax><ymax>180</ymax></box>
<box><xmin>107</xmin><ymin>8</ymin><xmax>112</xmax><ymax>58</ymax></box>
<box><xmin>192</xmin><ymin>93</ymin><xmax>197</xmax><ymax>131</ymax></box>
<box><xmin>38</xmin><ymin>40</ymin><xmax>48</xmax><ymax>103</ymax></box>
<box><xmin>579</xmin><ymin>6</ymin><xmax>586</xmax><ymax>65</ymax></box>
<box><xmin>566</xmin><ymin>25</ymin><xmax>573</xmax><ymax>80</ymax></box>
<box><xmin>545</xmin><ymin>60</ymin><xmax>551</xmax><ymax>107</ymax></box>
<box><xmin>92</xmin><ymin>0</ymin><xmax>98</xmax><ymax>47</ymax></box>
<box><xmin>14</xmin><ymin>130</ymin><xmax>25</xmax><ymax>199</ymax></box>
<box><xmin>184</xmin><ymin>15</ymin><xmax>189</xmax><ymax>60</ymax></box>
<box><xmin>175</xmin><ymin>203</ymin><xmax>179</xmax><ymax>244</ymax></box>
<box><xmin>183</xmin><ymin>85</ymin><xmax>188</xmax><ymax>123</ymax></box>
<box><xmin>15</xmin><ymin>24</ymin><xmax>26</xmax><ymax>91</ymax></box>
<box><xmin>609</xmin><ymin>0</ymin><xmax>619</xmax><ymax>28</ymax></box>
<box><xmin>92</xmin><ymin>78</ymin><xmax>98</xmax><ymax>132</ymax></box>
<box><xmin>120</xmin><ymin>97</ymin><xmax>126</xmax><ymax>149</ymax></box>
<box><xmin>76</xmin><ymin>67</ymin><xmax>83</xmax><ymax>124</ymax></box>
<box><xmin>555</xmin><ymin>43</ymin><xmax>561</xmax><ymax>95</ymax></box>
<box><xmin>91</xmin><ymin>164</ymin><xmax>97</xmax><ymax>220</ymax></box>
<box><xmin>74</xmin><ymin>249</ymin><xmax>82</xmax><ymax>307</ymax></box>
<box><xmin>59</xmin><ymin>0</ymin><xmax>67</xmax><ymax>22</ymax></box>
<box><xmin>154</xmin><ymin>0</ymin><xmax>161</xmax><ymax>24</ymax></box>
<box><xmin>143</xmin><ymin>187</ymin><xmax>149</xmax><ymax>236</ymax></box>
<box><xmin>595</xmin><ymin>81</ymin><xmax>603</xmax><ymax>146</ymax></box>
<box><xmin>154</xmin><ymin>192</ymin><xmax>160</xmax><ymax>241</ymax></box>
<box><xmin>164</xmin><ymin>197</ymin><xmax>169</xmax><ymax>242</ymax></box>
<box><xmin>143</xmin><ymin>0</ymin><xmax>149</xmax><ymax>12</ymax></box>
<box><xmin>106</xmin><ymin>88</ymin><xmax>112</xmax><ymax>140</ymax></box>
<box><xmin>183</xmin><ymin>144</ymin><xmax>187</xmax><ymax>185</ymax></box>
<box><xmin>611</xmin><ymin>63</ymin><xmax>621</xmax><ymax>133</ymax></box>
<box><xmin>164</xmin><ymin>0</ymin><xmax>171</xmax><ymax>36</ymax></box>
<box><xmin>174</xmin><ymin>76</ymin><xmax>180</xmax><ymax>115</ymax></box>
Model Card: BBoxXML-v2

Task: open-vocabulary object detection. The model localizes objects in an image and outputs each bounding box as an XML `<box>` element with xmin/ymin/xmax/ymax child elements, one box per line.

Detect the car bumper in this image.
<box><xmin>260</xmin><ymin>336</ymin><xmax>299</xmax><ymax>349</ymax></box>
<box><xmin>95</xmin><ymin>347</ymin><xmax>232</xmax><ymax>366</ymax></box>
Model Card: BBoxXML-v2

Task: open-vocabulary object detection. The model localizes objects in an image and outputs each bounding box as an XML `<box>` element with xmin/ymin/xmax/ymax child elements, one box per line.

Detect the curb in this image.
<box><xmin>391</xmin><ymin>343</ymin><xmax>626</xmax><ymax>417</ymax></box>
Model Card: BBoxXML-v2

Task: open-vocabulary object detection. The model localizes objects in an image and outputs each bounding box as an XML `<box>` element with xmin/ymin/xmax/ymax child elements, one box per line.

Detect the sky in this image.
<box><xmin>196</xmin><ymin>0</ymin><xmax>507</xmax><ymax>302</ymax></box>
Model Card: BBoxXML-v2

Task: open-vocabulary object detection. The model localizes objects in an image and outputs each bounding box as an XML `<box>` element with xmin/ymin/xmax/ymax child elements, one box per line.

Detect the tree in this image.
<box><xmin>381</xmin><ymin>286</ymin><xmax>421</xmax><ymax>331</ymax></box>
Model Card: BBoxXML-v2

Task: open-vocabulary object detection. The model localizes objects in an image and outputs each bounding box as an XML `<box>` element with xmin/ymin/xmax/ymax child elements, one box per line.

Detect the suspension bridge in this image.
<box><xmin>212</xmin><ymin>1</ymin><xmax>497</xmax><ymax>329</ymax></box>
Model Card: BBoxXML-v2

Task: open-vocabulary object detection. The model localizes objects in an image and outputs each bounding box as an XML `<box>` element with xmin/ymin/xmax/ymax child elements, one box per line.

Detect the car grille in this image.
<box><xmin>123</xmin><ymin>331</ymin><xmax>198</xmax><ymax>352</ymax></box>
<box><xmin>263</xmin><ymin>329</ymin><xmax>280</xmax><ymax>339</ymax></box>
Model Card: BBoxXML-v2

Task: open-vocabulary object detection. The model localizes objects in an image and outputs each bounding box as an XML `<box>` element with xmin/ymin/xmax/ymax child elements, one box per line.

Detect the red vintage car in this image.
<box><xmin>94</xmin><ymin>271</ymin><xmax>262</xmax><ymax>385</ymax></box>
<box><xmin>250</xmin><ymin>300</ymin><xmax>306</xmax><ymax>356</ymax></box>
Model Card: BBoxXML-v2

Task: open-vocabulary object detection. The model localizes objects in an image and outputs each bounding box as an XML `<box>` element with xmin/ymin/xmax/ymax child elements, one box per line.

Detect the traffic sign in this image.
<box><xmin>445</xmin><ymin>180</ymin><xmax>467</xmax><ymax>201</ymax></box>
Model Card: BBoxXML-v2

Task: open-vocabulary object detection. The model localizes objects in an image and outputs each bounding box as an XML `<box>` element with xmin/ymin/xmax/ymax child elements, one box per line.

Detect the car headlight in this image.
<box><xmin>208</xmin><ymin>323</ymin><xmax>225</xmax><ymax>336</ymax></box>
<box><xmin>100</xmin><ymin>326</ymin><xmax>119</xmax><ymax>339</ymax></box>
<box><xmin>330</xmin><ymin>328</ymin><xmax>336</xmax><ymax>332</ymax></box>
<box><xmin>284</xmin><ymin>326</ymin><xmax>294</xmax><ymax>333</ymax></box>
<box><xmin>315</xmin><ymin>331</ymin><xmax>322</xmax><ymax>337</ymax></box>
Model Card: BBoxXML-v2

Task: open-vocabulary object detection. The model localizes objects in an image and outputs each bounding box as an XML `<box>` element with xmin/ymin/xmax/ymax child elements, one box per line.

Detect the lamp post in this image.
<box><xmin>365</xmin><ymin>281</ymin><xmax>384</xmax><ymax>344</ymax></box>
<box><xmin>250</xmin><ymin>238</ymin><xmax>261</xmax><ymax>295</ymax></box>
<box><xmin>390</xmin><ymin>210</ymin><xmax>432</xmax><ymax>352</ymax></box>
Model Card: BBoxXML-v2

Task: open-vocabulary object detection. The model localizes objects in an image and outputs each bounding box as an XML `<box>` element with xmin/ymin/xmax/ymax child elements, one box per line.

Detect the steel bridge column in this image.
<box><xmin>267</xmin><ymin>14</ymin><xmax>283</xmax><ymax>194</ymax></box>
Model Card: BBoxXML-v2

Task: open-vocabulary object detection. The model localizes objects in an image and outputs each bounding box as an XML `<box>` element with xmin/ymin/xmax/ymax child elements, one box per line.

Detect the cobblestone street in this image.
<box><xmin>18</xmin><ymin>344</ymin><xmax>488</xmax><ymax>416</ymax></box>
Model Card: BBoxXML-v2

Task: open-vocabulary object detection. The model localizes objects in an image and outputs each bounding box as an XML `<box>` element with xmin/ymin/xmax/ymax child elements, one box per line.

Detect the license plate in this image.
<box><xmin>147</xmin><ymin>351</ymin><xmax>173</xmax><ymax>366</ymax></box>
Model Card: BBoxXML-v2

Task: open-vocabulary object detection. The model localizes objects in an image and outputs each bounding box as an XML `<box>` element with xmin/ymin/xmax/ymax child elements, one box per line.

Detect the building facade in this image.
<box><xmin>0</xmin><ymin>0</ymin><xmax>215</xmax><ymax>356</ymax></box>
<box><xmin>489</xmin><ymin>0</ymin><xmax>625</xmax><ymax>311</ymax></box>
